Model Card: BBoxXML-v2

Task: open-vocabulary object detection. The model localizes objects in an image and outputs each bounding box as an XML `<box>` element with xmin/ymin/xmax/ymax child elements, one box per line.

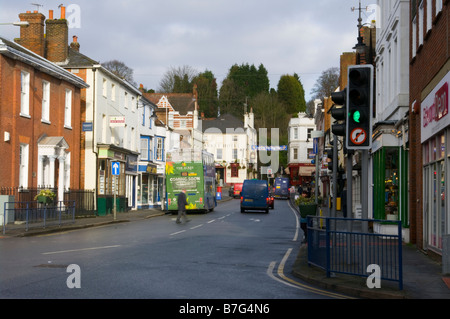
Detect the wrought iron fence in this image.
<box><xmin>0</xmin><ymin>187</ymin><xmax>95</xmax><ymax>216</ymax></box>
<box><xmin>2</xmin><ymin>200</ymin><xmax>75</xmax><ymax>234</ymax></box>
<box><xmin>307</xmin><ymin>216</ymin><xmax>403</xmax><ymax>290</ymax></box>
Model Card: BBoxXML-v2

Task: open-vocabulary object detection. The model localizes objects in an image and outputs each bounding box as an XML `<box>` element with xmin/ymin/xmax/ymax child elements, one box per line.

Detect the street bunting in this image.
<box><xmin>251</xmin><ymin>145</ymin><xmax>287</xmax><ymax>151</ymax></box>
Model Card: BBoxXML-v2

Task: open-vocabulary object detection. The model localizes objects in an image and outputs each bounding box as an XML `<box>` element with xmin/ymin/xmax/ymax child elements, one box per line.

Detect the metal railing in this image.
<box><xmin>1</xmin><ymin>187</ymin><xmax>95</xmax><ymax>216</ymax></box>
<box><xmin>307</xmin><ymin>216</ymin><xmax>403</xmax><ymax>290</ymax></box>
<box><xmin>2</xmin><ymin>201</ymin><xmax>75</xmax><ymax>234</ymax></box>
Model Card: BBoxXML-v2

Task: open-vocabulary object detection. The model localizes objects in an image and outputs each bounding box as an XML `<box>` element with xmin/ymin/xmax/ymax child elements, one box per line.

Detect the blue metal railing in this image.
<box><xmin>2</xmin><ymin>201</ymin><xmax>75</xmax><ymax>234</ymax></box>
<box><xmin>307</xmin><ymin>216</ymin><xmax>403</xmax><ymax>290</ymax></box>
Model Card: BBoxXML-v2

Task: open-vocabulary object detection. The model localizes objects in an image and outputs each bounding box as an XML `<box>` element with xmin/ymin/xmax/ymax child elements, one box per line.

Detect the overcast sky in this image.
<box><xmin>1</xmin><ymin>0</ymin><xmax>377</xmax><ymax>101</ymax></box>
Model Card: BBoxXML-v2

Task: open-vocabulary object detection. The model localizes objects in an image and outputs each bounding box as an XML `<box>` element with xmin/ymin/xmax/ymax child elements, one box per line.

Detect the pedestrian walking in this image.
<box><xmin>176</xmin><ymin>189</ymin><xmax>190</xmax><ymax>224</ymax></box>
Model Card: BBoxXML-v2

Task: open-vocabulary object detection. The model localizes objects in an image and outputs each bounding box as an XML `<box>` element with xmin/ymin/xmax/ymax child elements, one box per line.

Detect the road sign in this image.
<box><xmin>112</xmin><ymin>162</ymin><xmax>120</xmax><ymax>176</ymax></box>
<box><xmin>349</xmin><ymin>128</ymin><xmax>368</xmax><ymax>145</ymax></box>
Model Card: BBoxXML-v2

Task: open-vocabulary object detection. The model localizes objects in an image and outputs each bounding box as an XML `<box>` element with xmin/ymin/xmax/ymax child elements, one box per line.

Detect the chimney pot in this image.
<box><xmin>60</xmin><ymin>6</ymin><xmax>66</xmax><ymax>19</ymax></box>
<box><xmin>49</xmin><ymin>10</ymin><xmax>53</xmax><ymax>19</ymax></box>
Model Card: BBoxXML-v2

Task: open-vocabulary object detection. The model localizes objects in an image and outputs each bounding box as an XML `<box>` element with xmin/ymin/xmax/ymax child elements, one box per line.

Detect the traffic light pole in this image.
<box><xmin>332</xmin><ymin>135</ymin><xmax>338</xmax><ymax>221</ymax></box>
<box><xmin>346</xmin><ymin>152</ymin><xmax>353</xmax><ymax>219</ymax></box>
<box><xmin>361</xmin><ymin>150</ymin><xmax>369</xmax><ymax>232</ymax></box>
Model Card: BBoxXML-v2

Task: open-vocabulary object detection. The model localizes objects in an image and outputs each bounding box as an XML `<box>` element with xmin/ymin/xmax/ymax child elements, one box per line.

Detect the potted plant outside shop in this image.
<box><xmin>295</xmin><ymin>196</ymin><xmax>321</xmax><ymax>219</ymax></box>
<box><xmin>34</xmin><ymin>189</ymin><xmax>56</xmax><ymax>205</ymax></box>
<box><xmin>295</xmin><ymin>195</ymin><xmax>321</xmax><ymax>243</ymax></box>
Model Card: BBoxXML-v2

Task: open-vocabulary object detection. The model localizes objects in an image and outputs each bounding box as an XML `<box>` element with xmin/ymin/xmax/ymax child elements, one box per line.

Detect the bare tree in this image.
<box><xmin>103</xmin><ymin>60</ymin><xmax>136</xmax><ymax>86</ymax></box>
<box><xmin>159</xmin><ymin>65</ymin><xmax>198</xmax><ymax>93</ymax></box>
<box><xmin>310</xmin><ymin>67</ymin><xmax>340</xmax><ymax>100</ymax></box>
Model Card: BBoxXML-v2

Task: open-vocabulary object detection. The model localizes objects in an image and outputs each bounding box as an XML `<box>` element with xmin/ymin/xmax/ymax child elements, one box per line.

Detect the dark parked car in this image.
<box><xmin>240</xmin><ymin>179</ymin><xmax>270</xmax><ymax>213</ymax></box>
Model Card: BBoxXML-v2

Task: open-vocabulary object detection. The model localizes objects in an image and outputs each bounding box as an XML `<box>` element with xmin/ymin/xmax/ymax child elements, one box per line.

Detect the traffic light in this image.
<box><xmin>330</xmin><ymin>88</ymin><xmax>347</xmax><ymax>137</ymax></box>
<box><xmin>346</xmin><ymin>65</ymin><xmax>373</xmax><ymax>149</ymax></box>
<box><xmin>326</xmin><ymin>148</ymin><xmax>333</xmax><ymax>171</ymax></box>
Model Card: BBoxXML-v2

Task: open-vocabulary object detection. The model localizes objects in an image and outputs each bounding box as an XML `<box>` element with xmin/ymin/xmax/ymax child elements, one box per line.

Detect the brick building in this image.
<box><xmin>0</xmin><ymin>10</ymin><xmax>88</xmax><ymax>202</ymax></box>
<box><xmin>409</xmin><ymin>0</ymin><xmax>448</xmax><ymax>259</ymax></box>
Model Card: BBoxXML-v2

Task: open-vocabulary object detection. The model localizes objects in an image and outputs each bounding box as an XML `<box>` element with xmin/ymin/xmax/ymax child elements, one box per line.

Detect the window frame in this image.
<box><xmin>41</xmin><ymin>80</ymin><xmax>50</xmax><ymax>123</ymax></box>
<box><xmin>20</xmin><ymin>71</ymin><xmax>30</xmax><ymax>117</ymax></box>
<box><xmin>64</xmin><ymin>89</ymin><xmax>73</xmax><ymax>129</ymax></box>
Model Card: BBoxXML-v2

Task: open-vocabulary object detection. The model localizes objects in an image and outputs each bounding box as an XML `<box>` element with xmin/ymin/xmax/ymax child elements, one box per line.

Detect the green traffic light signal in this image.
<box><xmin>353</xmin><ymin>110</ymin><xmax>361</xmax><ymax>123</ymax></box>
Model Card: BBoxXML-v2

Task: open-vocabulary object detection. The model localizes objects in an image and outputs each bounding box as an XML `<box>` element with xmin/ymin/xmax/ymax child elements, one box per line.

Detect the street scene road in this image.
<box><xmin>0</xmin><ymin>198</ymin><xmax>348</xmax><ymax>299</ymax></box>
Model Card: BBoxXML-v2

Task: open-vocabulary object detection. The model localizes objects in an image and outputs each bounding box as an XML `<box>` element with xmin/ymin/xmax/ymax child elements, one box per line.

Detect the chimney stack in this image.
<box><xmin>15</xmin><ymin>11</ymin><xmax>46</xmax><ymax>57</ymax></box>
<box><xmin>45</xmin><ymin>6</ymin><xmax>68</xmax><ymax>63</ymax></box>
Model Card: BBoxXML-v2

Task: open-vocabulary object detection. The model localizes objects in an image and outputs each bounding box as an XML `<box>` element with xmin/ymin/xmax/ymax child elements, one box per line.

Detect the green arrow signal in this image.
<box><xmin>352</xmin><ymin>110</ymin><xmax>361</xmax><ymax>123</ymax></box>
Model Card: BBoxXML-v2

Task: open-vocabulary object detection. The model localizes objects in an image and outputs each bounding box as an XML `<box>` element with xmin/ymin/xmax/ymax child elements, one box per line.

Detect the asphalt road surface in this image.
<box><xmin>0</xmin><ymin>198</ymin><xmax>347</xmax><ymax>300</ymax></box>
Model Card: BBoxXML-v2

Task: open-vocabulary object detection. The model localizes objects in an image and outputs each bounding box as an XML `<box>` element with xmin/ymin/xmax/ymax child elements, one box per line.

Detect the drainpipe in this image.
<box><xmin>92</xmin><ymin>66</ymin><xmax>99</xmax><ymax>210</ymax></box>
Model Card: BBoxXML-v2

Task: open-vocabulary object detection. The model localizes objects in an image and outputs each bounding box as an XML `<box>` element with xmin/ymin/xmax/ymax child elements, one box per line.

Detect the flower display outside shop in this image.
<box><xmin>34</xmin><ymin>189</ymin><xmax>56</xmax><ymax>204</ymax></box>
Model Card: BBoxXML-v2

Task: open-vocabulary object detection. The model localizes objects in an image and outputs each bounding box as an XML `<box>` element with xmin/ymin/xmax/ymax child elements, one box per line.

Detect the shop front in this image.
<box><xmin>96</xmin><ymin>145</ymin><xmax>128</xmax><ymax>216</ymax></box>
<box><xmin>287</xmin><ymin>163</ymin><xmax>315</xmax><ymax>187</ymax></box>
<box><xmin>372</xmin><ymin>119</ymin><xmax>409</xmax><ymax>241</ymax></box>
<box><xmin>372</xmin><ymin>146</ymin><xmax>409</xmax><ymax>220</ymax></box>
<box><xmin>421</xmin><ymin>71</ymin><xmax>450</xmax><ymax>255</ymax></box>
<box><xmin>137</xmin><ymin>162</ymin><xmax>161</xmax><ymax>209</ymax></box>
<box><xmin>125</xmin><ymin>154</ymin><xmax>138</xmax><ymax>210</ymax></box>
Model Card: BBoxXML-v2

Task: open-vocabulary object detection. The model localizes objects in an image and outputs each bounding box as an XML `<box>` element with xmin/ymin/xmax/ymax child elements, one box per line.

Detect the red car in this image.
<box><xmin>232</xmin><ymin>183</ymin><xmax>243</xmax><ymax>198</ymax></box>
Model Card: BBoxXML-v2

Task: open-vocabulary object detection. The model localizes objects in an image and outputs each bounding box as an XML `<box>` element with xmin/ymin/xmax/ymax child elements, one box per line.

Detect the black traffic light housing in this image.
<box><xmin>346</xmin><ymin>65</ymin><xmax>373</xmax><ymax>150</ymax></box>
<box><xmin>326</xmin><ymin>147</ymin><xmax>333</xmax><ymax>171</ymax></box>
<box><xmin>330</xmin><ymin>88</ymin><xmax>347</xmax><ymax>137</ymax></box>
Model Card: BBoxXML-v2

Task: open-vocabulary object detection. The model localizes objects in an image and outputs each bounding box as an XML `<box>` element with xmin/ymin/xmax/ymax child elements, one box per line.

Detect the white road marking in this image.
<box><xmin>207</xmin><ymin>219</ymin><xmax>216</xmax><ymax>223</ymax></box>
<box><xmin>288</xmin><ymin>201</ymin><xmax>300</xmax><ymax>242</ymax></box>
<box><xmin>42</xmin><ymin>245</ymin><xmax>121</xmax><ymax>255</ymax></box>
<box><xmin>190</xmin><ymin>224</ymin><xmax>204</xmax><ymax>230</ymax></box>
<box><xmin>170</xmin><ymin>230</ymin><xmax>186</xmax><ymax>236</ymax></box>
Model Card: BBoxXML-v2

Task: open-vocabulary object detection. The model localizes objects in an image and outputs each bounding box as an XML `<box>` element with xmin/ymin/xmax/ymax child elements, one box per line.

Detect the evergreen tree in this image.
<box><xmin>219</xmin><ymin>63</ymin><xmax>270</xmax><ymax>118</ymax></box>
<box><xmin>193</xmin><ymin>70</ymin><xmax>219</xmax><ymax>118</ymax></box>
<box><xmin>277</xmin><ymin>74</ymin><xmax>306</xmax><ymax>114</ymax></box>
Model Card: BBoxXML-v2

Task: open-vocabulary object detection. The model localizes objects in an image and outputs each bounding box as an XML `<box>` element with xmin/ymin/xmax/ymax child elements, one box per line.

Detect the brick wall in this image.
<box><xmin>409</xmin><ymin>1</ymin><xmax>450</xmax><ymax>250</ymax></box>
<box><xmin>15</xmin><ymin>11</ymin><xmax>45</xmax><ymax>57</ymax></box>
<box><xmin>46</xmin><ymin>19</ymin><xmax>68</xmax><ymax>62</ymax></box>
<box><xmin>15</xmin><ymin>8</ymin><xmax>68</xmax><ymax>63</ymax></box>
<box><xmin>0</xmin><ymin>55</ymin><xmax>82</xmax><ymax>189</ymax></box>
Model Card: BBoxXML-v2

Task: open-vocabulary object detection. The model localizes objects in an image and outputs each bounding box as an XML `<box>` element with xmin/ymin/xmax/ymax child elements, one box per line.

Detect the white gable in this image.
<box><xmin>157</xmin><ymin>95</ymin><xmax>174</xmax><ymax>112</ymax></box>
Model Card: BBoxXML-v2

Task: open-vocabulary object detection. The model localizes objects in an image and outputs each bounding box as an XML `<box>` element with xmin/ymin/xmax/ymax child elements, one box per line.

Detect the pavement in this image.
<box><xmin>2</xmin><ymin>189</ymin><xmax>450</xmax><ymax>299</ymax></box>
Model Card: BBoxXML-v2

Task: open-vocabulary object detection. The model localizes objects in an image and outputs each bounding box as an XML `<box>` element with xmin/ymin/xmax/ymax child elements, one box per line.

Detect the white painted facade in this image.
<box><xmin>82</xmin><ymin>66</ymin><xmax>142</xmax><ymax>191</ymax></box>
<box><xmin>202</xmin><ymin>112</ymin><xmax>258</xmax><ymax>185</ymax></box>
<box><xmin>288</xmin><ymin>113</ymin><xmax>316</xmax><ymax>164</ymax></box>
<box><xmin>375</xmin><ymin>0</ymin><xmax>410</xmax><ymax>124</ymax></box>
